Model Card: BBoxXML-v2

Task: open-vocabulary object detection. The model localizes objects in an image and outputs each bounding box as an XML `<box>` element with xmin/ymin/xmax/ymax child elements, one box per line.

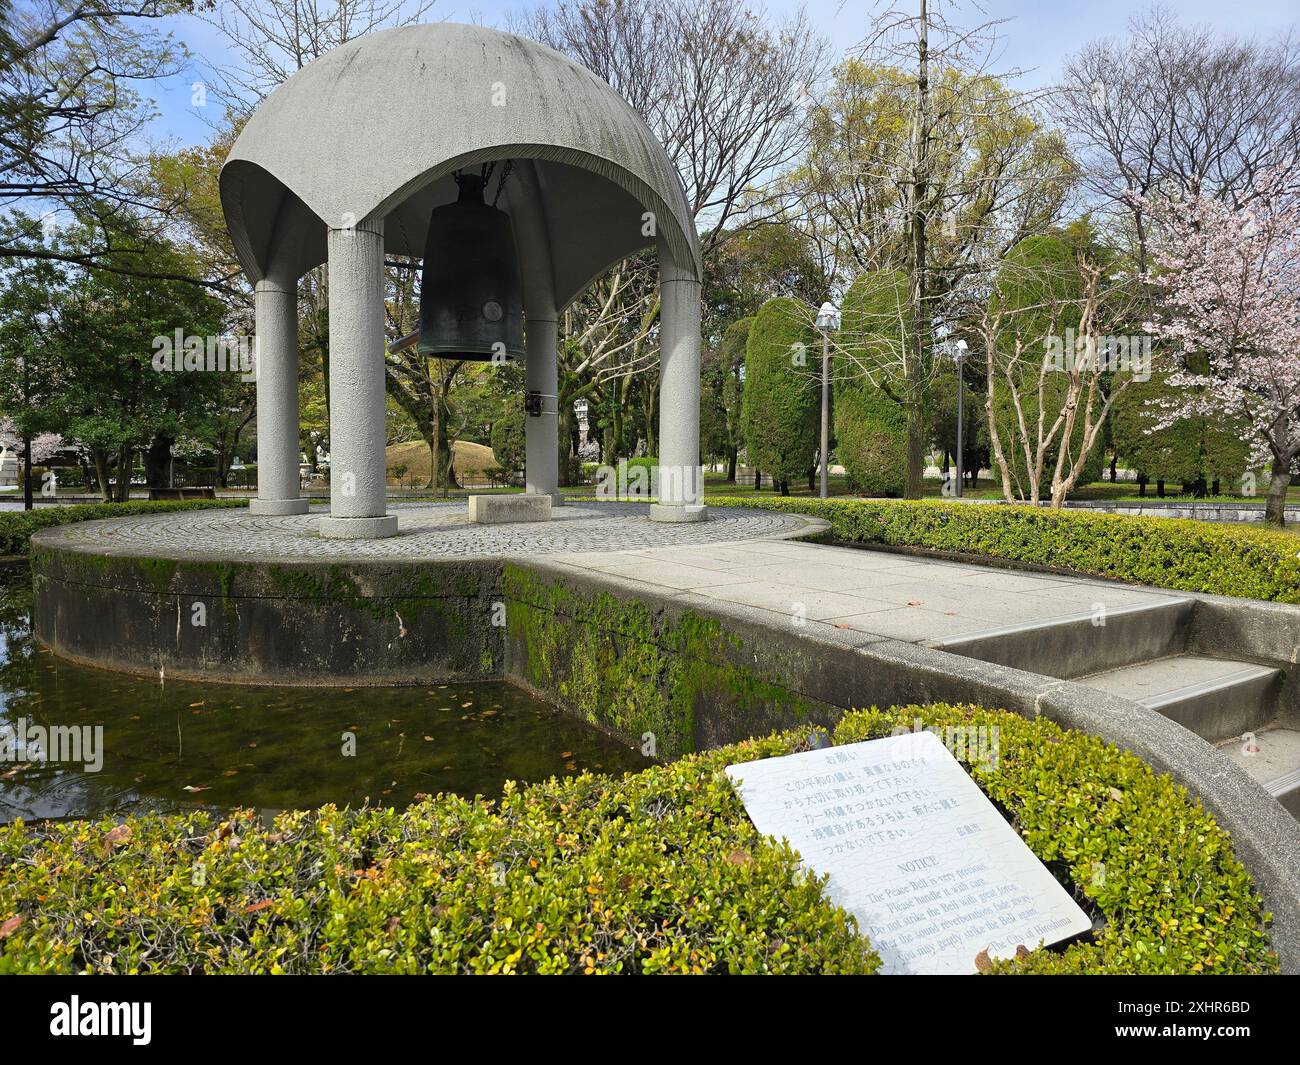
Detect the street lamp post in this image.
<box><xmin>815</xmin><ymin>301</ymin><xmax>841</xmax><ymax>499</ymax></box>
<box><xmin>933</xmin><ymin>324</ymin><xmax>969</xmax><ymax>498</ymax></box>
<box><xmin>952</xmin><ymin>338</ymin><xmax>969</xmax><ymax>498</ymax></box>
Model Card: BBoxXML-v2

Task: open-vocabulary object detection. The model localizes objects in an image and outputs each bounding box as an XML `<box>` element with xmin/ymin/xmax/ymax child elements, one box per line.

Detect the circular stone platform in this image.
<box><xmin>34</xmin><ymin>501</ymin><xmax>825</xmax><ymax>562</ymax></box>
<box><xmin>30</xmin><ymin>502</ymin><xmax>827</xmax><ymax>685</ymax></box>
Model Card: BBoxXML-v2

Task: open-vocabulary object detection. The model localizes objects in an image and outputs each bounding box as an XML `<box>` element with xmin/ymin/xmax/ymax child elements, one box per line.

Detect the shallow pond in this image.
<box><xmin>0</xmin><ymin>570</ymin><xmax>647</xmax><ymax>823</ymax></box>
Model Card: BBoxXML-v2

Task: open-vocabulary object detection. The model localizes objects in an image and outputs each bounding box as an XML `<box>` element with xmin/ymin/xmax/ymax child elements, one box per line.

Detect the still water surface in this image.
<box><xmin>0</xmin><ymin>571</ymin><xmax>646</xmax><ymax>823</ymax></box>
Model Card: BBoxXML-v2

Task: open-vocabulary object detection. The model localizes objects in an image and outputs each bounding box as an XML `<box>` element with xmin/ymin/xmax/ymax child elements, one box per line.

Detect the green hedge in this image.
<box><xmin>0</xmin><ymin>732</ymin><xmax>876</xmax><ymax>975</ymax></box>
<box><xmin>0</xmin><ymin>499</ymin><xmax>249</xmax><ymax>556</ymax></box>
<box><xmin>709</xmin><ymin>496</ymin><xmax>1300</xmax><ymax>602</ymax></box>
<box><xmin>0</xmin><ymin>704</ymin><xmax>1274</xmax><ymax>974</ymax></box>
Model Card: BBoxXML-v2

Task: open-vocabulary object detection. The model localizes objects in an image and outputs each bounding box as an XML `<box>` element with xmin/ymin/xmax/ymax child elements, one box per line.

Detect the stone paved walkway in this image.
<box><xmin>547</xmin><ymin>536</ymin><xmax>1188</xmax><ymax>646</ymax></box>
<box><xmin>39</xmin><ymin>500</ymin><xmax>1190</xmax><ymax>645</ymax></box>
<box><xmin>35</xmin><ymin>501</ymin><xmax>825</xmax><ymax>562</ymax></box>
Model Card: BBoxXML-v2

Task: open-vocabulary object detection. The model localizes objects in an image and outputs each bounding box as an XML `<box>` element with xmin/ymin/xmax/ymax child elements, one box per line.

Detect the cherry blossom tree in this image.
<box><xmin>0</xmin><ymin>418</ymin><xmax>63</xmax><ymax>463</ymax></box>
<box><xmin>1140</xmin><ymin>170</ymin><xmax>1300</xmax><ymax>525</ymax></box>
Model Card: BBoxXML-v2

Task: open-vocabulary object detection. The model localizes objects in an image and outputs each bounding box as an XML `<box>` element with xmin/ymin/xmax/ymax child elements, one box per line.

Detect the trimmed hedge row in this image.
<box><xmin>0</xmin><ymin>704</ymin><xmax>1275</xmax><ymax>974</ymax></box>
<box><xmin>709</xmin><ymin>496</ymin><xmax>1300</xmax><ymax>602</ymax></box>
<box><xmin>0</xmin><ymin>499</ymin><xmax>249</xmax><ymax>556</ymax></box>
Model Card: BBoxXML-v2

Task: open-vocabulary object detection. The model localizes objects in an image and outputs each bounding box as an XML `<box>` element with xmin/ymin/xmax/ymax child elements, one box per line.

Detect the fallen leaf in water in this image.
<box><xmin>182</xmin><ymin>785</ymin><xmax>211</xmax><ymax>793</ymax></box>
<box><xmin>189</xmin><ymin>702</ymin><xmax>205</xmax><ymax>708</ymax></box>
<box><xmin>222</xmin><ymin>769</ymin><xmax>238</xmax><ymax>777</ymax></box>
<box><xmin>413</xmin><ymin>792</ymin><xmax>430</xmax><ymax>801</ymax></box>
<box><xmin>561</xmin><ymin>751</ymin><xmax>573</xmax><ymax>759</ymax></box>
<box><xmin>565</xmin><ymin>762</ymin><xmax>577</xmax><ymax>771</ymax></box>
<box><xmin>481</xmin><ymin>710</ymin><xmax>497</xmax><ymax>717</ymax></box>
<box><xmin>461</xmin><ymin>702</ymin><xmax>472</xmax><ymax>708</ymax></box>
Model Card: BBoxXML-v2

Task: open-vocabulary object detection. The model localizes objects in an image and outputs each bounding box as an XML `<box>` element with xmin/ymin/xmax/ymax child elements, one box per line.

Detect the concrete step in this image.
<box><xmin>1218</xmin><ymin>728</ymin><xmax>1300</xmax><ymax>820</ymax></box>
<box><xmin>1079</xmin><ymin>654</ymin><xmax>1281</xmax><ymax>743</ymax></box>
<box><xmin>930</xmin><ymin>598</ymin><xmax>1193</xmax><ymax>679</ymax></box>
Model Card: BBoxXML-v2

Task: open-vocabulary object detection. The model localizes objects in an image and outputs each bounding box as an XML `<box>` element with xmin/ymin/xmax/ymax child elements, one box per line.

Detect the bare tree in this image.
<box><xmin>1054</xmin><ymin>5</ymin><xmax>1300</xmax><ymax>270</ymax></box>
<box><xmin>516</xmin><ymin>0</ymin><xmax>829</xmax><ymax>254</ymax></box>
<box><xmin>199</xmin><ymin>0</ymin><xmax>437</xmax><ymax>114</ymax></box>
<box><xmin>978</xmin><ymin>250</ymin><xmax>1146</xmax><ymax>507</ymax></box>
<box><xmin>0</xmin><ymin>0</ymin><xmax>244</xmax><ymax>288</ymax></box>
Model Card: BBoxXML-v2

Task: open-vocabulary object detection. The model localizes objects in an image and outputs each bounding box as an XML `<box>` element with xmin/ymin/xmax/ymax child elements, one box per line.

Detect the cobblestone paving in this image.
<box><xmin>35</xmin><ymin>501</ymin><xmax>825</xmax><ymax>562</ymax></box>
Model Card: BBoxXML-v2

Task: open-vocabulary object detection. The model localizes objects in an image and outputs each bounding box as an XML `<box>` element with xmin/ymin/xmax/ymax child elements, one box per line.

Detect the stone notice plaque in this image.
<box><xmin>726</xmin><ymin>731</ymin><xmax>1092</xmax><ymax>974</ymax></box>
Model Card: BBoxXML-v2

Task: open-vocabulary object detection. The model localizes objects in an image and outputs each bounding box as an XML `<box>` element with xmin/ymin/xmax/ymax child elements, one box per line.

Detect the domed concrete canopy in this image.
<box><xmin>220</xmin><ymin>22</ymin><xmax>701</xmax><ymax>306</ymax></box>
<box><xmin>231</xmin><ymin>22</ymin><xmax>705</xmax><ymax>539</ymax></box>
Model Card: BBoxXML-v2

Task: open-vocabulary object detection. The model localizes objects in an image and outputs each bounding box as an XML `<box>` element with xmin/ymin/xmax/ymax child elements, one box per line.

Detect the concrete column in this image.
<box><xmin>510</xmin><ymin>160</ymin><xmax>563</xmax><ymax>505</ymax></box>
<box><xmin>249</xmin><ymin>267</ymin><xmax>308</xmax><ymax>515</ymax></box>
<box><xmin>319</xmin><ymin>219</ymin><xmax>398</xmax><ymax>539</ymax></box>
<box><xmin>650</xmin><ymin>243</ymin><xmax>705</xmax><ymax>522</ymax></box>
<box><xmin>524</xmin><ymin>314</ymin><xmax>562</xmax><ymax>501</ymax></box>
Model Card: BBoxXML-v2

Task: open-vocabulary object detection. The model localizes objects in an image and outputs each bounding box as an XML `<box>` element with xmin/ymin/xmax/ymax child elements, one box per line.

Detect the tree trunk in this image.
<box><xmin>91</xmin><ymin>450</ymin><xmax>112</xmax><ymax>502</ymax></box>
<box><xmin>21</xmin><ymin>432</ymin><xmax>32</xmax><ymax>510</ymax></box>
<box><xmin>428</xmin><ymin>358</ymin><xmax>442</xmax><ymax>494</ymax></box>
<box><xmin>143</xmin><ymin>436</ymin><xmax>173</xmax><ymax>489</ymax></box>
<box><xmin>754</xmin><ymin>469</ymin><xmax>761</xmax><ymax>491</ymax></box>
<box><xmin>114</xmin><ymin>444</ymin><xmax>133</xmax><ymax>502</ymax></box>
<box><xmin>902</xmin><ymin>0</ymin><xmax>931</xmax><ymax>500</ymax></box>
<box><xmin>726</xmin><ymin>448</ymin><xmax>737</xmax><ymax>483</ymax></box>
<box><xmin>1264</xmin><ymin>457</ymin><xmax>1291</xmax><ymax>526</ymax></box>
<box><xmin>779</xmin><ymin>479</ymin><xmax>790</xmax><ymax>497</ymax></box>
<box><xmin>1157</xmin><ymin>479</ymin><xmax>1165</xmax><ymax>499</ymax></box>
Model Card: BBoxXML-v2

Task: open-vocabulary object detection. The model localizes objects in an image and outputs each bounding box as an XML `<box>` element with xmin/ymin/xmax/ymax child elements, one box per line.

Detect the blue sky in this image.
<box><xmin>145</xmin><ymin>0</ymin><xmax>1299</xmax><ymax>150</ymax></box>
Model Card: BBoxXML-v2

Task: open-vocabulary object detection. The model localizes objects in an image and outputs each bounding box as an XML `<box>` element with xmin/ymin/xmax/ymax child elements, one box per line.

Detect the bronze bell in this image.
<box><xmin>417</xmin><ymin>171</ymin><xmax>524</xmax><ymax>361</ymax></box>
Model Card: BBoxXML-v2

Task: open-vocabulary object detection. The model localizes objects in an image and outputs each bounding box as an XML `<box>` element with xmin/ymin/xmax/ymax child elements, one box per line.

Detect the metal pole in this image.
<box><xmin>819</xmin><ymin>328</ymin><xmax>830</xmax><ymax>499</ymax></box>
<box><xmin>954</xmin><ymin>357</ymin><xmax>964</xmax><ymax>499</ymax></box>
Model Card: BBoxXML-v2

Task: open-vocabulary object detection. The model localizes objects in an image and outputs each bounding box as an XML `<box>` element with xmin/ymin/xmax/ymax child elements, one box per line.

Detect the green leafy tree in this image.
<box><xmin>741</xmin><ymin>298</ymin><xmax>817</xmax><ymax>495</ymax></box>
<box><xmin>490</xmin><ymin>404</ymin><xmax>527</xmax><ymax>478</ymax></box>
<box><xmin>701</xmin><ymin>316</ymin><xmax>751</xmax><ymax>482</ymax></box>
<box><xmin>833</xmin><ymin>271</ymin><xmax>911</xmax><ymax>496</ymax></box>
<box><xmin>789</xmin><ymin>56</ymin><xmax>1077</xmax><ymax>496</ymax></box>
<box><xmin>1111</xmin><ymin>369</ymin><xmax>1251</xmax><ymax>497</ymax></box>
<box><xmin>0</xmin><ymin>214</ymin><xmax>229</xmax><ymax>500</ymax></box>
